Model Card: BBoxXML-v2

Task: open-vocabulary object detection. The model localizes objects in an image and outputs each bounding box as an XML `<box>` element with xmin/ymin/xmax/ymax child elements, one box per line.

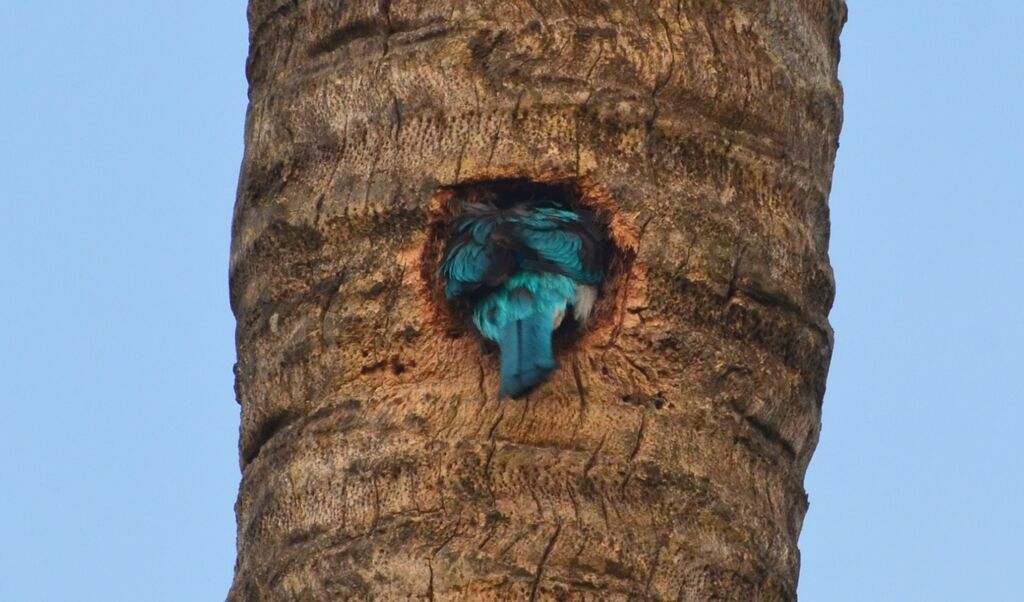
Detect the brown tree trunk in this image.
<box><xmin>228</xmin><ymin>0</ymin><xmax>845</xmax><ymax>599</ymax></box>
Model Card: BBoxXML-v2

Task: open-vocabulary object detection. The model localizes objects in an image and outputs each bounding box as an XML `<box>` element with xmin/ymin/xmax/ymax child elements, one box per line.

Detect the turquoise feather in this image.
<box><xmin>440</xmin><ymin>199</ymin><xmax>604</xmax><ymax>398</ymax></box>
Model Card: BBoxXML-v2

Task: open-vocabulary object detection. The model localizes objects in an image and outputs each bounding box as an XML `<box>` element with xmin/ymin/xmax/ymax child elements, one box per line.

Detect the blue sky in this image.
<box><xmin>1</xmin><ymin>2</ymin><xmax>1020</xmax><ymax>600</ymax></box>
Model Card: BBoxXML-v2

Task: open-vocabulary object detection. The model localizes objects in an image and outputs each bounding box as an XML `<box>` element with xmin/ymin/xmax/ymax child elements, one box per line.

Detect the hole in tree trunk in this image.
<box><xmin>420</xmin><ymin>176</ymin><xmax>637</xmax><ymax>355</ymax></box>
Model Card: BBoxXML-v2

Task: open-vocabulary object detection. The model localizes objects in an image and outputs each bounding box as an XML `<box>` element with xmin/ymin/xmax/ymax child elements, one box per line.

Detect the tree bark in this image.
<box><xmin>228</xmin><ymin>0</ymin><xmax>845</xmax><ymax>600</ymax></box>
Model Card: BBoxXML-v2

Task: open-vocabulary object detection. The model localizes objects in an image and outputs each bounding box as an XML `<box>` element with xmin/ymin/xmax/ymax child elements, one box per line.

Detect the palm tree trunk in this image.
<box><xmin>228</xmin><ymin>0</ymin><xmax>845</xmax><ymax>599</ymax></box>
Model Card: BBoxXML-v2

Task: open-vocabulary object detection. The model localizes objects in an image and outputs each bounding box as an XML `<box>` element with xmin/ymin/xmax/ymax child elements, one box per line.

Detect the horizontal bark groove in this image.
<box><xmin>234</xmin><ymin>393</ymin><xmax>803</xmax><ymax>598</ymax></box>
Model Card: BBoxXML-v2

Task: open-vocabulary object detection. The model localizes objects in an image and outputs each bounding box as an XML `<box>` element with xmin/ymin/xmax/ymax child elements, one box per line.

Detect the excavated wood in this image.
<box><xmin>229</xmin><ymin>0</ymin><xmax>845</xmax><ymax>599</ymax></box>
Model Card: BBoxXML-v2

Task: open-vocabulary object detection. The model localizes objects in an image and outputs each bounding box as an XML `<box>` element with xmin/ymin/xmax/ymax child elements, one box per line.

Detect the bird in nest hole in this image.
<box><xmin>440</xmin><ymin>196</ymin><xmax>606</xmax><ymax>398</ymax></box>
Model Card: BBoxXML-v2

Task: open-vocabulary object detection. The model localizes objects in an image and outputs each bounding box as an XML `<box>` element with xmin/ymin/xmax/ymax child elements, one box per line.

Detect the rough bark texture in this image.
<box><xmin>229</xmin><ymin>1</ymin><xmax>845</xmax><ymax>600</ymax></box>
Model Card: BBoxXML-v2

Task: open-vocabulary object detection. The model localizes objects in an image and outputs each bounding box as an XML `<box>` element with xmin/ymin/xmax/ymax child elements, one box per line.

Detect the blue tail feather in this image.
<box><xmin>497</xmin><ymin>312</ymin><xmax>558</xmax><ymax>398</ymax></box>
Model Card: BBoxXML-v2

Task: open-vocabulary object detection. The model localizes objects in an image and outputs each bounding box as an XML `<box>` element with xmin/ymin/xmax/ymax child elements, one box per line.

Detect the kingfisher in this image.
<box><xmin>440</xmin><ymin>197</ymin><xmax>605</xmax><ymax>398</ymax></box>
